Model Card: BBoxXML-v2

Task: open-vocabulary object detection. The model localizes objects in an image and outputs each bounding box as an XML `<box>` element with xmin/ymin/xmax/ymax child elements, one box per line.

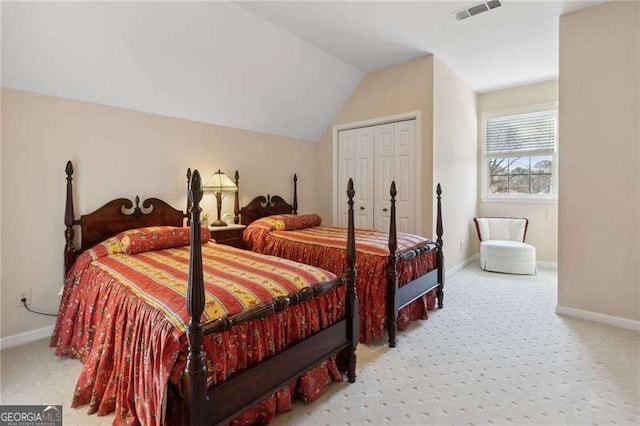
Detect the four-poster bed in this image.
<box><xmin>54</xmin><ymin>161</ymin><xmax>359</xmax><ymax>425</ymax></box>
<box><xmin>233</xmin><ymin>171</ymin><xmax>445</xmax><ymax>347</ymax></box>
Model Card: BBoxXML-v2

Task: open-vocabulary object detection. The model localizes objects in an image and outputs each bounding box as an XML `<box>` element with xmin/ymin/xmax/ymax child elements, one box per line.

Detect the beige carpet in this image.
<box><xmin>1</xmin><ymin>263</ymin><xmax>638</xmax><ymax>425</ymax></box>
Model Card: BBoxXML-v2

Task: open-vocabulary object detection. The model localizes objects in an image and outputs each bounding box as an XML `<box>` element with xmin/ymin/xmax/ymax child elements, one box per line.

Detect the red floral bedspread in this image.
<box><xmin>51</xmin><ymin>236</ymin><xmax>346</xmax><ymax>426</ymax></box>
<box><xmin>243</xmin><ymin>215</ymin><xmax>438</xmax><ymax>343</ymax></box>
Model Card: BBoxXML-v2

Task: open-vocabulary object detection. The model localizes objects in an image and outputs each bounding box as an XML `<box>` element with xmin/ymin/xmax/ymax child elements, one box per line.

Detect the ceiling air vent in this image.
<box><xmin>453</xmin><ymin>0</ymin><xmax>502</xmax><ymax>21</ymax></box>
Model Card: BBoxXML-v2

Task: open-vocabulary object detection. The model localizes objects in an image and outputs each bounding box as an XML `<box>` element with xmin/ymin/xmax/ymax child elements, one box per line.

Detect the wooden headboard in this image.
<box><xmin>232</xmin><ymin>170</ymin><xmax>298</xmax><ymax>226</ymax></box>
<box><xmin>64</xmin><ymin>161</ymin><xmax>190</xmax><ymax>274</ymax></box>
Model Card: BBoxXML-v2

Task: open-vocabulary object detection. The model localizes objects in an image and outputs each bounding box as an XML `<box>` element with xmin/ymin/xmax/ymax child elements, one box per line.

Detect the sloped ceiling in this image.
<box><xmin>1</xmin><ymin>1</ymin><xmax>363</xmax><ymax>141</ymax></box>
<box><xmin>237</xmin><ymin>0</ymin><xmax>606</xmax><ymax>93</ymax></box>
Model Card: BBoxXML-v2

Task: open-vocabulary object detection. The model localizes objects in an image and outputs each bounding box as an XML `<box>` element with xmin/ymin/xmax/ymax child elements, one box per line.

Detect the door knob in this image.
<box><xmin>382</xmin><ymin>208</ymin><xmax>388</xmax><ymax>212</ymax></box>
<box><xmin>359</xmin><ymin>206</ymin><xmax>365</xmax><ymax>211</ymax></box>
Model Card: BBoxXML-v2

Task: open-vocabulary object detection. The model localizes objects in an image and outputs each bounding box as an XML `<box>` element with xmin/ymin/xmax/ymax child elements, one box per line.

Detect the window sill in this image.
<box><xmin>480</xmin><ymin>197</ymin><xmax>558</xmax><ymax>205</ymax></box>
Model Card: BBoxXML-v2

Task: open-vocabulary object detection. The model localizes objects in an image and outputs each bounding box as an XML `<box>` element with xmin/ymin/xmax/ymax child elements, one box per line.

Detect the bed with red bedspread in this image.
<box><xmin>243</xmin><ymin>214</ymin><xmax>438</xmax><ymax>344</ymax></box>
<box><xmin>51</xmin><ymin>226</ymin><xmax>346</xmax><ymax>426</ymax></box>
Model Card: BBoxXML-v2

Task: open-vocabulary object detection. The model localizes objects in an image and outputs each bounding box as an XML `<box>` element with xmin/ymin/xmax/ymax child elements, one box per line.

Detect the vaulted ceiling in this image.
<box><xmin>237</xmin><ymin>0</ymin><xmax>607</xmax><ymax>93</ymax></box>
<box><xmin>2</xmin><ymin>1</ymin><xmax>605</xmax><ymax>141</ymax></box>
<box><xmin>1</xmin><ymin>1</ymin><xmax>363</xmax><ymax>141</ymax></box>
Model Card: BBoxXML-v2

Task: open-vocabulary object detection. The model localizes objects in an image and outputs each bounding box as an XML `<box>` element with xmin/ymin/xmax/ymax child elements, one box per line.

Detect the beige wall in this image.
<box><xmin>559</xmin><ymin>2</ymin><xmax>640</xmax><ymax>321</ymax></box>
<box><xmin>0</xmin><ymin>89</ymin><xmax>3</xmax><ymax>335</ymax></box>
<box><xmin>0</xmin><ymin>88</ymin><xmax>321</xmax><ymax>339</ymax></box>
<box><xmin>478</xmin><ymin>80</ymin><xmax>559</xmax><ymax>263</ymax></box>
<box><xmin>317</xmin><ymin>56</ymin><xmax>434</xmax><ymax>235</ymax></box>
<box><xmin>433</xmin><ymin>57</ymin><xmax>478</xmax><ymax>268</ymax></box>
<box><xmin>317</xmin><ymin>55</ymin><xmax>479</xmax><ymax>270</ymax></box>
<box><xmin>479</xmin><ymin>81</ymin><xmax>558</xmax><ymax>112</ymax></box>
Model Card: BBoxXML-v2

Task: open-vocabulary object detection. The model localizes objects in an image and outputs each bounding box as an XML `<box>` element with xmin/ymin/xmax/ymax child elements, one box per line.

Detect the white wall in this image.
<box><xmin>477</xmin><ymin>80</ymin><xmax>559</xmax><ymax>263</ymax></box>
<box><xmin>558</xmin><ymin>2</ymin><xmax>639</xmax><ymax>322</ymax></box>
<box><xmin>433</xmin><ymin>57</ymin><xmax>478</xmax><ymax>268</ymax></box>
<box><xmin>1</xmin><ymin>88</ymin><xmax>322</xmax><ymax>340</ymax></box>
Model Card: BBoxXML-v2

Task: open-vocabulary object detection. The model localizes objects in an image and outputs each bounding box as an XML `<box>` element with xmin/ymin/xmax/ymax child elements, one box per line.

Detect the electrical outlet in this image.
<box><xmin>16</xmin><ymin>289</ymin><xmax>32</xmax><ymax>309</ymax></box>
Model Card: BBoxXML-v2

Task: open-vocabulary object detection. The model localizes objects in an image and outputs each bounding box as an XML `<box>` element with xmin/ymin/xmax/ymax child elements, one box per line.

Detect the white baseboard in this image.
<box><xmin>447</xmin><ymin>253</ymin><xmax>479</xmax><ymax>277</ymax></box>
<box><xmin>0</xmin><ymin>325</ymin><xmax>55</xmax><ymax>351</ymax></box>
<box><xmin>537</xmin><ymin>261</ymin><xmax>558</xmax><ymax>269</ymax></box>
<box><xmin>555</xmin><ymin>305</ymin><xmax>640</xmax><ymax>331</ymax></box>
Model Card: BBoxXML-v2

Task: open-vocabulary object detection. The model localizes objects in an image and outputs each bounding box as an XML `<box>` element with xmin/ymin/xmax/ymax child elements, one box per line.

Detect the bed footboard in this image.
<box><xmin>435</xmin><ymin>184</ymin><xmax>445</xmax><ymax>309</ymax></box>
<box><xmin>386</xmin><ymin>182</ymin><xmax>444</xmax><ymax>348</ymax></box>
<box><xmin>182</xmin><ymin>172</ymin><xmax>358</xmax><ymax>425</ymax></box>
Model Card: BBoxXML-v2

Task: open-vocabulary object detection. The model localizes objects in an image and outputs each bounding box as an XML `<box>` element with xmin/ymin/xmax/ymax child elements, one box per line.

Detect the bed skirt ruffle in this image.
<box><xmin>246</xmin><ymin>230</ymin><xmax>438</xmax><ymax>343</ymax></box>
<box><xmin>51</xmin><ymin>264</ymin><xmax>346</xmax><ymax>425</ymax></box>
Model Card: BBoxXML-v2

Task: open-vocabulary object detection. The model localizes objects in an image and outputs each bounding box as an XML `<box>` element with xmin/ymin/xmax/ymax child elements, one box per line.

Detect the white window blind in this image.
<box><xmin>485</xmin><ymin>110</ymin><xmax>556</xmax><ymax>156</ymax></box>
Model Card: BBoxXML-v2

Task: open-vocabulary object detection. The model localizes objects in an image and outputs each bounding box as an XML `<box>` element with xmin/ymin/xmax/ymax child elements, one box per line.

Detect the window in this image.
<box><xmin>482</xmin><ymin>105</ymin><xmax>557</xmax><ymax>199</ymax></box>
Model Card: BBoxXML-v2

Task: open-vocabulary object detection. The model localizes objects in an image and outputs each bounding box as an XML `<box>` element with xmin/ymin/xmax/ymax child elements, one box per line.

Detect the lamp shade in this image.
<box><xmin>204</xmin><ymin>170</ymin><xmax>237</xmax><ymax>193</ymax></box>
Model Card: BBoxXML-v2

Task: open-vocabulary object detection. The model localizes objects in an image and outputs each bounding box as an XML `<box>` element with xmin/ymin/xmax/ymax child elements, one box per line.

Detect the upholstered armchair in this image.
<box><xmin>474</xmin><ymin>217</ymin><xmax>536</xmax><ymax>275</ymax></box>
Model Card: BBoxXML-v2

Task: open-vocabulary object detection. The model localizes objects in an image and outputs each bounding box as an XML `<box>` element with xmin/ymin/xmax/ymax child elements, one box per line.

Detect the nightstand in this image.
<box><xmin>209</xmin><ymin>224</ymin><xmax>246</xmax><ymax>249</ymax></box>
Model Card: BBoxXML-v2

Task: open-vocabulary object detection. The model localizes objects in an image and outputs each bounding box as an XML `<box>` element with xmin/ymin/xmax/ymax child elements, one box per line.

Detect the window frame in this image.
<box><xmin>480</xmin><ymin>102</ymin><xmax>559</xmax><ymax>202</ymax></box>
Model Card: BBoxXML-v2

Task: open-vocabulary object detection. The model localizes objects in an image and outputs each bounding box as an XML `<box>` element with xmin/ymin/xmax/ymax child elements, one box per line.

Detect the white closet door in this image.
<box><xmin>354</xmin><ymin>127</ymin><xmax>375</xmax><ymax>228</ymax></box>
<box><xmin>374</xmin><ymin>123</ymin><xmax>395</xmax><ymax>232</ymax></box>
<box><xmin>393</xmin><ymin>120</ymin><xmax>417</xmax><ymax>234</ymax></box>
<box><xmin>337</xmin><ymin>128</ymin><xmax>374</xmax><ymax>229</ymax></box>
<box><xmin>338</xmin><ymin>119</ymin><xmax>416</xmax><ymax>233</ymax></box>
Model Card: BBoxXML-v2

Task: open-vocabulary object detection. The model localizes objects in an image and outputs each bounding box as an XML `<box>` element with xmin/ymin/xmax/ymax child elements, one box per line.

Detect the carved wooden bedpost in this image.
<box><xmin>186</xmin><ymin>168</ymin><xmax>192</xmax><ymax>226</ymax></box>
<box><xmin>293</xmin><ymin>174</ymin><xmax>298</xmax><ymax>215</ymax></box>
<box><xmin>233</xmin><ymin>170</ymin><xmax>240</xmax><ymax>224</ymax></box>
<box><xmin>64</xmin><ymin>161</ymin><xmax>76</xmax><ymax>276</ymax></box>
<box><xmin>386</xmin><ymin>181</ymin><xmax>399</xmax><ymax>348</ymax></box>
<box><xmin>345</xmin><ymin>178</ymin><xmax>359</xmax><ymax>383</ymax></box>
<box><xmin>436</xmin><ymin>183</ymin><xmax>445</xmax><ymax>309</ymax></box>
<box><xmin>183</xmin><ymin>170</ymin><xmax>208</xmax><ymax>425</ymax></box>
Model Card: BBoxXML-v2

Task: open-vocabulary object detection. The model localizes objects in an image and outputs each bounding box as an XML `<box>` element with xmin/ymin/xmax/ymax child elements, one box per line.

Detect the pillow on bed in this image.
<box><xmin>281</xmin><ymin>214</ymin><xmax>322</xmax><ymax>231</ymax></box>
<box><xmin>250</xmin><ymin>214</ymin><xmax>322</xmax><ymax>232</ymax></box>
<box><xmin>117</xmin><ymin>226</ymin><xmax>211</xmax><ymax>255</ymax></box>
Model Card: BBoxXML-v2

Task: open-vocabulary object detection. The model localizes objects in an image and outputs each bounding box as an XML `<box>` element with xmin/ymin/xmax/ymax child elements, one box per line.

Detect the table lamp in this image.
<box><xmin>204</xmin><ymin>169</ymin><xmax>238</xmax><ymax>227</ymax></box>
